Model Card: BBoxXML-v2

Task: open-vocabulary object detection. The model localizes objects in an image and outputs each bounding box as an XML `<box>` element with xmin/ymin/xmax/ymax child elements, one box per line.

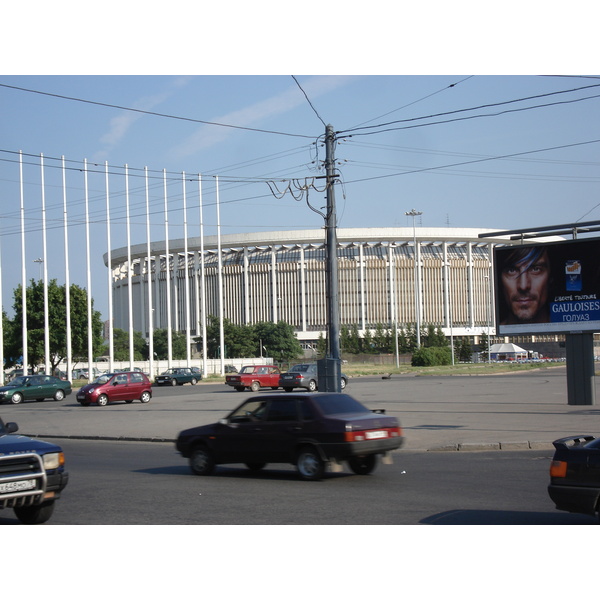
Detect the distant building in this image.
<box><xmin>105</xmin><ymin>227</ymin><xmax>561</xmax><ymax>345</ymax></box>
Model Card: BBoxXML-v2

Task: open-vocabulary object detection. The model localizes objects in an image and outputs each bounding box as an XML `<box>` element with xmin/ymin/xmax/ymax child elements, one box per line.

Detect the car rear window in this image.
<box><xmin>290</xmin><ymin>365</ymin><xmax>309</xmax><ymax>372</ymax></box>
<box><xmin>312</xmin><ymin>394</ymin><xmax>370</xmax><ymax>415</ymax></box>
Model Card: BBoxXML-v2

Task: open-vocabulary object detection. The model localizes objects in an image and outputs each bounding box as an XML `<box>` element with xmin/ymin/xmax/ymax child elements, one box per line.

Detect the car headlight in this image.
<box><xmin>43</xmin><ymin>452</ymin><xmax>65</xmax><ymax>470</ymax></box>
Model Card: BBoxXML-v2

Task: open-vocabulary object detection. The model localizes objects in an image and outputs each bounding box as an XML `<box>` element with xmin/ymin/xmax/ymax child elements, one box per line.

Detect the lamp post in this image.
<box><xmin>405</xmin><ymin>209</ymin><xmax>423</xmax><ymax>348</ymax></box>
<box><xmin>33</xmin><ymin>257</ymin><xmax>43</xmax><ymax>280</ymax></box>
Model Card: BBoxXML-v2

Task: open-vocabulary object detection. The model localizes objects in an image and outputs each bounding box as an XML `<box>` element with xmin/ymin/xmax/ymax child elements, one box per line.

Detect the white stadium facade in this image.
<box><xmin>106</xmin><ymin>227</ymin><xmax>562</xmax><ymax>351</ymax></box>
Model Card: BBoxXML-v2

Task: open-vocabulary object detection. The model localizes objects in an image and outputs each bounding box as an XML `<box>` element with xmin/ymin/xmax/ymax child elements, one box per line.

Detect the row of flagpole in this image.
<box><xmin>3</xmin><ymin>151</ymin><xmax>225</xmax><ymax>383</ymax></box>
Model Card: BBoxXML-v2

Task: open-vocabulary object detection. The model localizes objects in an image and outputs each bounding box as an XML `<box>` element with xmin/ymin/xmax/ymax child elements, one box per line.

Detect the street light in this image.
<box><xmin>484</xmin><ymin>275</ymin><xmax>492</xmax><ymax>363</ymax></box>
<box><xmin>33</xmin><ymin>257</ymin><xmax>43</xmax><ymax>280</ymax></box>
<box><xmin>405</xmin><ymin>209</ymin><xmax>423</xmax><ymax>348</ymax></box>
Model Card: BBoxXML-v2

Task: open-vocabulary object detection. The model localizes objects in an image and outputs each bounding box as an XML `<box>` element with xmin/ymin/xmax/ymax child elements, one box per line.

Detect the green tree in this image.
<box><xmin>9</xmin><ymin>279</ymin><xmax>104</xmax><ymax>373</ymax></box>
<box><xmin>110</xmin><ymin>328</ymin><xmax>149</xmax><ymax>361</ymax></box>
<box><xmin>152</xmin><ymin>328</ymin><xmax>188</xmax><ymax>360</ymax></box>
<box><xmin>254</xmin><ymin>321</ymin><xmax>303</xmax><ymax>363</ymax></box>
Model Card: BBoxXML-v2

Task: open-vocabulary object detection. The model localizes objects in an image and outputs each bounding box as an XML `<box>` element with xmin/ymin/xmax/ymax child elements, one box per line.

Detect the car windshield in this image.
<box><xmin>289</xmin><ymin>365</ymin><xmax>310</xmax><ymax>372</ymax></box>
<box><xmin>312</xmin><ymin>394</ymin><xmax>370</xmax><ymax>415</ymax></box>
<box><xmin>92</xmin><ymin>374</ymin><xmax>113</xmax><ymax>385</ymax></box>
<box><xmin>239</xmin><ymin>366</ymin><xmax>256</xmax><ymax>374</ymax></box>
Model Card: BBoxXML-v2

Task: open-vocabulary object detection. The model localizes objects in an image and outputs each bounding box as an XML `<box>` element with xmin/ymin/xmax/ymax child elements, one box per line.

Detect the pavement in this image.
<box><xmin>2</xmin><ymin>366</ymin><xmax>598</xmax><ymax>452</ymax></box>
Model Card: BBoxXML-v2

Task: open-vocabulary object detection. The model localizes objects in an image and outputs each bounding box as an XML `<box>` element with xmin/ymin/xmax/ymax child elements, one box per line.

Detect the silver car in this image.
<box><xmin>278</xmin><ymin>363</ymin><xmax>348</xmax><ymax>392</ymax></box>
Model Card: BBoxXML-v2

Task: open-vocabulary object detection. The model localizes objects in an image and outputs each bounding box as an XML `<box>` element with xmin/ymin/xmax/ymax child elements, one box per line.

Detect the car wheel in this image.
<box><xmin>190</xmin><ymin>446</ymin><xmax>215</xmax><ymax>476</ymax></box>
<box><xmin>250</xmin><ymin>381</ymin><xmax>260</xmax><ymax>392</ymax></box>
<box><xmin>97</xmin><ymin>394</ymin><xmax>109</xmax><ymax>407</ymax></box>
<box><xmin>296</xmin><ymin>446</ymin><xmax>324</xmax><ymax>481</ymax></box>
<box><xmin>245</xmin><ymin>462</ymin><xmax>266</xmax><ymax>471</ymax></box>
<box><xmin>36</xmin><ymin>398</ymin><xmax>45</xmax><ymax>402</ymax></box>
<box><xmin>140</xmin><ymin>391</ymin><xmax>151</xmax><ymax>403</ymax></box>
<box><xmin>10</xmin><ymin>393</ymin><xmax>23</xmax><ymax>404</ymax></box>
<box><xmin>54</xmin><ymin>389</ymin><xmax>65</xmax><ymax>401</ymax></box>
<box><xmin>348</xmin><ymin>454</ymin><xmax>378</xmax><ymax>475</ymax></box>
<box><xmin>125</xmin><ymin>400</ymin><xmax>133</xmax><ymax>404</ymax></box>
<box><xmin>191</xmin><ymin>378</ymin><xmax>198</xmax><ymax>385</ymax></box>
<box><xmin>283</xmin><ymin>387</ymin><xmax>293</xmax><ymax>392</ymax></box>
<box><xmin>171</xmin><ymin>379</ymin><xmax>178</xmax><ymax>386</ymax></box>
<box><xmin>308</xmin><ymin>379</ymin><xmax>317</xmax><ymax>392</ymax></box>
<box><xmin>340</xmin><ymin>377</ymin><xmax>347</xmax><ymax>390</ymax></box>
<box><xmin>14</xmin><ymin>501</ymin><xmax>55</xmax><ymax>524</ymax></box>
<box><xmin>235</xmin><ymin>386</ymin><xmax>245</xmax><ymax>392</ymax></box>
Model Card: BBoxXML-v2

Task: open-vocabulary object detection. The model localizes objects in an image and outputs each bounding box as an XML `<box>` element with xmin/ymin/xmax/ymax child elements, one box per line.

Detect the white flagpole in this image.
<box><xmin>198</xmin><ymin>175</ymin><xmax>207</xmax><ymax>377</ymax></box>
<box><xmin>182</xmin><ymin>172</ymin><xmax>191</xmax><ymax>365</ymax></box>
<box><xmin>83</xmin><ymin>159</ymin><xmax>93</xmax><ymax>374</ymax></box>
<box><xmin>216</xmin><ymin>176</ymin><xmax>225</xmax><ymax>374</ymax></box>
<box><xmin>62</xmin><ymin>157</ymin><xmax>72</xmax><ymax>381</ymax></box>
<box><xmin>19</xmin><ymin>151</ymin><xmax>28</xmax><ymax>375</ymax></box>
<box><xmin>105</xmin><ymin>162</ymin><xmax>114</xmax><ymax>372</ymax></box>
<box><xmin>164</xmin><ymin>169</ymin><xmax>172</xmax><ymax>367</ymax></box>
<box><xmin>40</xmin><ymin>154</ymin><xmax>50</xmax><ymax>376</ymax></box>
<box><xmin>145</xmin><ymin>167</ymin><xmax>154</xmax><ymax>379</ymax></box>
<box><xmin>125</xmin><ymin>164</ymin><xmax>134</xmax><ymax>369</ymax></box>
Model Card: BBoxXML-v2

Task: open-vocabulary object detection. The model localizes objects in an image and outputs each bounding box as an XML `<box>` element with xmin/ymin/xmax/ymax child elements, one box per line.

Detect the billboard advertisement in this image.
<box><xmin>494</xmin><ymin>238</ymin><xmax>600</xmax><ymax>335</ymax></box>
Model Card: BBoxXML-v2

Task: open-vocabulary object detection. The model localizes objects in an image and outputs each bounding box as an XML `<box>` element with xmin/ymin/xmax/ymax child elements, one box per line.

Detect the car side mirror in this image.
<box><xmin>6</xmin><ymin>422</ymin><xmax>18</xmax><ymax>433</ymax></box>
<box><xmin>113</xmin><ymin>381</ymin><xmax>119</xmax><ymax>386</ymax></box>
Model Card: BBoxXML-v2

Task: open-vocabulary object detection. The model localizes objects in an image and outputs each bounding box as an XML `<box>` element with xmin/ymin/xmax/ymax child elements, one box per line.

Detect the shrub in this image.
<box><xmin>411</xmin><ymin>346</ymin><xmax>452</xmax><ymax>367</ymax></box>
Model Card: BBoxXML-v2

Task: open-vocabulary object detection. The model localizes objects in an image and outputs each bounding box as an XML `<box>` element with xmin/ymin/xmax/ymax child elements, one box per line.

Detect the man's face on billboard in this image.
<box><xmin>501</xmin><ymin>250</ymin><xmax>550</xmax><ymax>323</ymax></box>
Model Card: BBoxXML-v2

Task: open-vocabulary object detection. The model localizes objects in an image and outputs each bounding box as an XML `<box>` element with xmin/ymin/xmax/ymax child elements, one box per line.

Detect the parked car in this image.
<box><xmin>225</xmin><ymin>365</ymin><xmax>282</xmax><ymax>392</ymax></box>
<box><xmin>0</xmin><ymin>375</ymin><xmax>72</xmax><ymax>405</ymax></box>
<box><xmin>279</xmin><ymin>363</ymin><xmax>348</xmax><ymax>392</ymax></box>
<box><xmin>76</xmin><ymin>371</ymin><xmax>152</xmax><ymax>406</ymax></box>
<box><xmin>155</xmin><ymin>367</ymin><xmax>201</xmax><ymax>386</ymax></box>
<box><xmin>548</xmin><ymin>434</ymin><xmax>600</xmax><ymax>520</ymax></box>
<box><xmin>0</xmin><ymin>417</ymin><xmax>69</xmax><ymax>524</ymax></box>
<box><xmin>224</xmin><ymin>365</ymin><xmax>238</xmax><ymax>374</ymax></box>
<box><xmin>176</xmin><ymin>392</ymin><xmax>404</xmax><ymax>480</ymax></box>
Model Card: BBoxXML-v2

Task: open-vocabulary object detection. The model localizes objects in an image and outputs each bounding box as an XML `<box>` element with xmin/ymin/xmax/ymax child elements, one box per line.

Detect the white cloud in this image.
<box><xmin>170</xmin><ymin>75</ymin><xmax>355</xmax><ymax>159</ymax></box>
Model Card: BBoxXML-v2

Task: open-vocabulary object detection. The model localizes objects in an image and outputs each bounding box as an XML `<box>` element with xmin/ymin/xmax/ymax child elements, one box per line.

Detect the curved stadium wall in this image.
<box><xmin>106</xmin><ymin>227</ymin><xmax>525</xmax><ymax>343</ymax></box>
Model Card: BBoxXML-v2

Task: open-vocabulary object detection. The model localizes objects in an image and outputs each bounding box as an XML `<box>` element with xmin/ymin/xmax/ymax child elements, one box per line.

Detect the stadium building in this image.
<box><xmin>106</xmin><ymin>227</ymin><xmax>565</xmax><ymax>351</ymax></box>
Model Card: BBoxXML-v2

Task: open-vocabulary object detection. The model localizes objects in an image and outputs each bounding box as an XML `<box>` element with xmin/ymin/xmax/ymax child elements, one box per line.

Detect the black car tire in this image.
<box><xmin>126</xmin><ymin>400</ymin><xmax>133</xmax><ymax>403</ymax></box>
<box><xmin>36</xmin><ymin>398</ymin><xmax>45</xmax><ymax>402</ymax></box>
<box><xmin>308</xmin><ymin>380</ymin><xmax>317</xmax><ymax>392</ymax></box>
<box><xmin>348</xmin><ymin>454</ymin><xmax>378</xmax><ymax>475</ymax></box>
<box><xmin>235</xmin><ymin>386</ymin><xmax>245</xmax><ymax>392</ymax></box>
<box><xmin>283</xmin><ymin>387</ymin><xmax>294</xmax><ymax>392</ymax></box>
<box><xmin>14</xmin><ymin>500</ymin><xmax>55</xmax><ymax>525</ymax></box>
<box><xmin>171</xmin><ymin>379</ymin><xmax>178</xmax><ymax>386</ymax></box>
<box><xmin>190</xmin><ymin>446</ymin><xmax>216</xmax><ymax>476</ymax></box>
<box><xmin>54</xmin><ymin>389</ymin><xmax>65</xmax><ymax>401</ymax></box>
<box><xmin>97</xmin><ymin>394</ymin><xmax>109</xmax><ymax>407</ymax></box>
<box><xmin>140</xmin><ymin>391</ymin><xmax>151</xmax><ymax>403</ymax></box>
<box><xmin>296</xmin><ymin>446</ymin><xmax>325</xmax><ymax>481</ymax></box>
<box><xmin>250</xmin><ymin>381</ymin><xmax>260</xmax><ymax>392</ymax></box>
<box><xmin>245</xmin><ymin>462</ymin><xmax>266</xmax><ymax>471</ymax></box>
<box><xmin>191</xmin><ymin>378</ymin><xmax>198</xmax><ymax>385</ymax></box>
<box><xmin>11</xmin><ymin>393</ymin><xmax>23</xmax><ymax>404</ymax></box>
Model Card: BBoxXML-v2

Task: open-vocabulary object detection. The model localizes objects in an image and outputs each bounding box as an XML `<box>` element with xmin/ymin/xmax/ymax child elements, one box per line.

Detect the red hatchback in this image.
<box><xmin>77</xmin><ymin>371</ymin><xmax>152</xmax><ymax>406</ymax></box>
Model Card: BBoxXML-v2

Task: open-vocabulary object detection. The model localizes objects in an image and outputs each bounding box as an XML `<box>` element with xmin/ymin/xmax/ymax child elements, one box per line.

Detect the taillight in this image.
<box><xmin>344</xmin><ymin>427</ymin><xmax>402</xmax><ymax>442</ymax></box>
<box><xmin>550</xmin><ymin>460</ymin><xmax>568</xmax><ymax>478</ymax></box>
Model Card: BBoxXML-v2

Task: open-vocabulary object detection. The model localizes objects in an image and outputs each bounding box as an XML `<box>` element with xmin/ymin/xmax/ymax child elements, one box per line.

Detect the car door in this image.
<box><xmin>111</xmin><ymin>373</ymin><xmax>130</xmax><ymax>401</ymax></box>
<box><xmin>24</xmin><ymin>376</ymin><xmax>43</xmax><ymax>400</ymax></box>
<box><xmin>252</xmin><ymin>397</ymin><xmax>303</xmax><ymax>462</ymax></box>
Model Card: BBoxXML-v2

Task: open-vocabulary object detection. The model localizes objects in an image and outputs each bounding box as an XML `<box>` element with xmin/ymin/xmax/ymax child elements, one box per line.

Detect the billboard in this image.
<box><xmin>494</xmin><ymin>238</ymin><xmax>600</xmax><ymax>335</ymax></box>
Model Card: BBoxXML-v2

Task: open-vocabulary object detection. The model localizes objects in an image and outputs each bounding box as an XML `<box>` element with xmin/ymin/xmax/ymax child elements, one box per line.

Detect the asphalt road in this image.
<box><xmin>1</xmin><ymin>438</ymin><xmax>594</xmax><ymax>525</ymax></box>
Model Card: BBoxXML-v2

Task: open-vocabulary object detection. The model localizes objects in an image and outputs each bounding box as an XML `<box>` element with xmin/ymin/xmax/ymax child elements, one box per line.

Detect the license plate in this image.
<box><xmin>77</xmin><ymin>393</ymin><xmax>85</xmax><ymax>399</ymax></box>
<box><xmin>0</xmin><ymin>479</ymin><xmax>37</xmax><ymax>493</ymax></box>
<box><xmin>365</xmin><ymin>430</ymin><xmax>388</xmax><ymax>440</ymax></box>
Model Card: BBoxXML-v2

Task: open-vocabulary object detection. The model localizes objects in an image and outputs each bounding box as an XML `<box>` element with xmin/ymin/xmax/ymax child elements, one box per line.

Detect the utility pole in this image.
<box><xmin>318</xmin><ymin>124</ymin><xmax>342</xmax><ymax>392</ymax></box>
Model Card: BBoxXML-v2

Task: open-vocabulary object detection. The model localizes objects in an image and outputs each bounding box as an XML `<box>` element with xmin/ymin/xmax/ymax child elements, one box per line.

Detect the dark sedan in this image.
<box><xmin>548</xmin><ymin>434</ymin><xmax>600</xmax><ymax>520</ymax></box>
<box><xmin>176</xmin><ymin>392</ymin><xmax>404</xmax><ymax>481</ymax></box>
<box><xmin>0</xmin><ymin>375</ymin><xmax>72</xmax><ymax>404</ymax></box>
<box><xmin>155</xmin><ymin>368</ymin><xmax>201</xmax><ymax>386</ymax></box>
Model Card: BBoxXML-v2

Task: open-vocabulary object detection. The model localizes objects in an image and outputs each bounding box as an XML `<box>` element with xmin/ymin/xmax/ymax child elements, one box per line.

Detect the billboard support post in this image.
<box><xmin>566</xmin><ymin>333</ymin><xmax>595</xmax><ymax>405</ymax></box>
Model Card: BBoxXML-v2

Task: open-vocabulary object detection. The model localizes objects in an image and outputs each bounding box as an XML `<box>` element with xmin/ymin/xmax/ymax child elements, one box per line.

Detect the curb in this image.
<box><xmin>27</xmin><ymin>433</ymin><xmax>555</xmax><ymax>452</ymax></box>
<box><xmin>428</xmin><ymin>441</ymin><xmax>554</xmax><ymax>452</ymax></box>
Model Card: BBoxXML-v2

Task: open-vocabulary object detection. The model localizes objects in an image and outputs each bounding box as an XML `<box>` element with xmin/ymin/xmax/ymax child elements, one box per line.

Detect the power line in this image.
<box><xmin>292</xmin><ymin>75</ymin><xmax>327</xmax><ymax>128</ymax></box>
<box><xmin>0</xmin><ymin>82</ymin><xmax>315</xmax><ymax>140</ymax></box>
<box><xmin>337</xmin><ymin>83</ymin><xmax>600</xmax><ymax>136</ymax></box>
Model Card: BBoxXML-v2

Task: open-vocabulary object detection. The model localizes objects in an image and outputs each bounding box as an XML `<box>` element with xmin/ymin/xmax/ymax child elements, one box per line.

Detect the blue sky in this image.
<box><xmin>1</xmin><ymin>73</ymin><xmax>598</xmax><ymax>320</ymax></box>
